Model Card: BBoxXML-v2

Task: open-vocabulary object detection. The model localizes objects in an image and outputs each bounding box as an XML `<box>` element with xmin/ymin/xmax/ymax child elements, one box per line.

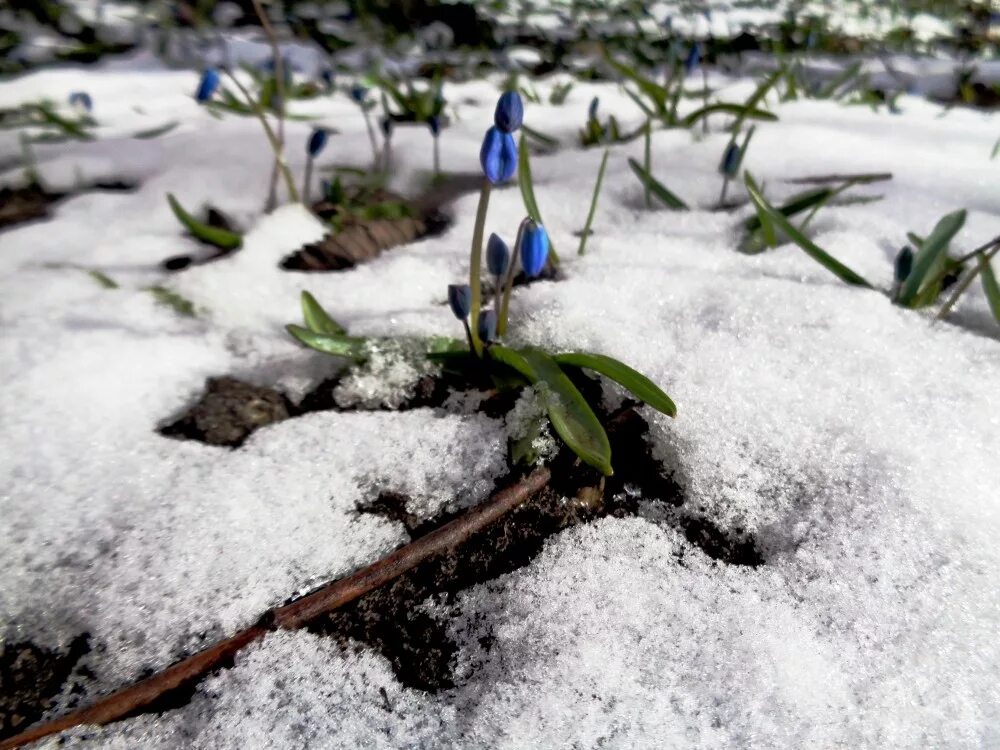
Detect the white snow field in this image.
<box><xmin>1</xmin><ymin>51</ymin><xmax>999</xmax><ymax>749</ymax></box>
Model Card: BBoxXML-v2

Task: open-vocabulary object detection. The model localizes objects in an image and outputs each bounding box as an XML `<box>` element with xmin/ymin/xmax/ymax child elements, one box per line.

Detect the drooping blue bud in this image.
<box><xmin>663</xmin><ymin>15</ymin><xmax>673</xmax><ymax>32</ymax></box>
<box><xmin>684</xmin><ymin>44</ymin><xmax>701</xmax><ymax>75</ymax></box>
<box><xmin>307</xmin><ymin>127</ymin><xmax>329</xmax><ymax>157</ymax></box>
<box><xmin>479</xmin><ymin>126</ymin><xmax>518</xmax><ymax>185</ymax></box>
<box><xmin>486</xmin><ymin>233</ymin><xmax>511</xmax><ymax>277</ymax></box>
<box><xmin>719</xmin><ymin>142</ymin><xmax>741</xmax><ymax>177</ymax></box>
<box><xmin>494</xmin><ymin>90</ymin><xmax>524</xmax><ymax>133</ymax></box>
<box><xmin>520</xmin><ymin>220</ymin><xmax>550</xmax><ymax>278</ymax></box>
<box><xmin>588</xmin><ymin>96</ymin><xmax>599</xmax><ymax>121</ymax></box>
<box><xmin>68</xmin><ymin>91</ymin><xmax>92</xmax><ymax>113</ymax></box>
<box><xmin>477</xmin><ymin>309</ymin><xmax>498</xmax><ymax>343</ymax></box>
<box><xmin>428</xmin><ymin>115</ymin><xmax>441</xmax><ymax>137</ymax></box>
<box><xmin>448</xmin><ymin>284</ymin><xmax>471</xmax><ymax>320</ymax></box>
<box><xmin>894</xmin><ymin>247</ymin><xmax>914</xmax><ymax>283</ymax></box>
<box><xmin>195</xmin><ymin>68</ymin><xmax>221</xmax><ymax>103</ymax></box>
<box><xmin>350</xmin><ymin>83</ymin><xmax>369</xmax><ymax>104</ymax></box>
<box><xmin>319</xmin><ymin>68</ymin><xmax>335</xmax><ymax>90</ymax></box>
<box><xmin>380</xmin><ymin>116</ymin><xmax>394</xmax><ymax>138</ymax></box>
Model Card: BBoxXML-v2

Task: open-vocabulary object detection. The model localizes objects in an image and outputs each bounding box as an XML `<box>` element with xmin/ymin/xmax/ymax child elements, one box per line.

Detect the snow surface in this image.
<box><xmin>1</xmin><ymin>49</ymin><xmax>999</xmax><ymax>749</ymax></box>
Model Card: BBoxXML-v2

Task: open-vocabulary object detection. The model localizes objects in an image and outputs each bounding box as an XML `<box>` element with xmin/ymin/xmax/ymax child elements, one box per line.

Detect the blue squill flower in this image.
<box><xmin>350</xmin><ymin>83</ymin><xmax>368</xmax><ymax>104</ymax></box>
<box><xmin>494</xmin><ymin>90</ymin><xmax>524</xmax><ymax>133</ymax></box>
<box><xmin>486</xmin><ymin>233</ymin><xmax>511</xmax><ymax>277</ymax></box>
<box><xmin>307</xmin><ymin>127</ymin><xmax>329</xmax><ymax>157</ymax></box>
<box><xmin>480</xmin><ymin>126</ymin><xmax>517</xmax><ymax>184</ymax></box>
<box><xmin>428</xmin><ymin>115</ymin><xmax>441</xmax><ymax>137</ymax></box>
<box><xmin>319</xmin><ymin>68</ymin><xmax>335</xmax><ymax>90</ymax></box>
<box><xmin>195</xmin><ymin>68</ymin><xmax>220</xmax><ymax>103</ymax></box>
<box><xmin>68</xmin><ymin>91</ymin><xmax>92</xmax><ymax>113</ymax></box>
<box><xmin>684</xmin><ymin>44</ymin><xmax>701</xmax><ymax>75</ymax></box>
<box><xmin>588</xmin><ymin>96</ymin><xmax>599</xmax><ymax>121</ymax></box>
<box><xmin>719</xmin><ymin>142</ymin><xmax>741</xmax><ymax>177</ymax></box>
<box><xmin>381</xmin><ymin>116</ymin><xmax>394</xmax><ymax>138</ymax></box>
<box><xmin>448</xmin><ymin>284</ymin><xmax>471</xmax><ymax>319</ymax></box>
<box><xmin>477</xmin><ymin>309</ymin><xmax>498</xmax><ymax>343</ymax></box>
<box><xmin>894</xmin><ymin>247</ymin><xmax>913</xmax><ymax>283</ymax></box>
<box><xmin>520</xmin><ymin>220</ymin><xmax>550</xmax><ymax>278</ymax></box>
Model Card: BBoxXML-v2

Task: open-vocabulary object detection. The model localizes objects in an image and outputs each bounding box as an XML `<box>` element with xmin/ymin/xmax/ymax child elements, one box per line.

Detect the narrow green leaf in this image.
<box><xmin>681</xmin><ymin>102</ymin><xmax>777</xmax><ymax>128</ymax></box>
<box><xmin>578</xmin><ymin>149</ymin><xmax>610</xmax><ymax>256</ymax></box>
<box><xmin>300</xmin><ymin>291</ymin><xmax>346</xmax><ymax>335</ymax></box>
<box><xmin>979</xmin><ymin>254</ymin><xmax>1000</xmax><ymax>324</ymax></box>
<box><xmin>87</xmin><ymin>270</ymin><xmax>118</xmax><ymax>289</ymax></box>
<box><xmin>286</xmin><ymin>324</ymin><xmax>368</xmax><ymax>362</ymax></box>
<box><xmin>522</xmin><ymin>124</ymin><xmax>559</xmax><ymax>150</ymax></box>
<box><xmin>146</xmin><ymin>285</ymin><xmax>196</xmax><ymax>317</ymax></box>
<box><xmin>898</xmin><ymin>209</ymin><xmax>967</xmax><ymax>306</ymax></box>
<box><xmin>554</xmin><ymin>352</ymin><xmax>676</xmax><ymax>417</ymax></box>
<box><xmin>605</xmin><ymin>55</ymin><xmax>669</xmax><ymax>113</ymax></box>
<box><xmin>166</xmin><ymin>193</ymin><xmax>243</xmax><ymax>251</ymax></box>
<box><xmin>131</xmin><ymin>121</ymin><xmax>179</xmax><ymax>139</ymax></box>
<box><xmin>490</xmin><ymin>346</ymin><xmax>613</xmax><ymax>475</ymax></box>
<box><xmin>743</xmin><ymin>187</ymin><xmax>834</xmax><ymax>233</ymax></box>
<box><xmin>744</xmin><ymin>172</ymin><xmax>873</xmax><ymax>288</ymax></box>
<box><xmin>517</xmin><ymin>133</ymin><xmax>559</xmax><ymax>263</ymax></box>
<box><xmin>991</xmin><ymin>136</ymin><xmax>999</xmax><ymax>160</ymax></box>
<box><xmin>622</xmin><ymin>86</ymin><xmax>655</xmax><ymax>118</ymax></box>
<box><xmin>627</xmin><ymin>158</ymin><xmax>689</xmax><ymax>210</ymax></box>
<box><xmin>817</xmin><ymin>62</ymin><xmax>863</xmax><ymax>99</ymax></box>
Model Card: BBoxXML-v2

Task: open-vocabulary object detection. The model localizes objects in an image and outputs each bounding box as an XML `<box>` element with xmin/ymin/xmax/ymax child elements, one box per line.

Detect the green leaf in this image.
<box><xmin>286</xmin><ymin>324</ymin><xmax>368</xmax><ymax>362</ymax></box>
<box><xmin>300</xmin><ymin>291</ymin><xmax>346</xmax><ymax>335</ymax></box>
<box><xmin>578</xmin><ymin>149</ymin><xmax>610</xmax><ymax>256</ymax></box>
<box><xmin>522</xmin><ymin>124</ymin><xmax>559</xmax><ymax>150</ymax></box>
<box><xmin>166</xmin><ymin>193</ymin><xmax>243</xmax><ymax>251</ymax></box>
<box><xmin>517</xmin><ymin>133</ymin><xmax>559</xmax><ymax>263</ymax></box>
<box><xmin>87</xmin><ymin>269</ymin><xmax>118</xmax><ymax>289</ymax></box>
<box><xmin>817</xmin><ymin>62</ymin><xmax>863</xmax><ymax>99</ymax></box>
<box><xmin>146</xmin><ymin>285</ymin><xmax>196</xmax><ymax>317</ymax></box>
<box><xmin>743</xmin><ymin>173</ymin><xmax>873</xmax><ymax>288</ymax></box>
<box><xmin>490</xmin><ymin>346</ymin><xmax>613</xmax><ymax>476</ymax></box>
<box><xmin>553</xmin><ymin>352</ymin><xmax>676</xmax><ymax>417</ymax></box>
<box><xmin>627</xmin><ymin>158</ymin><xmax>689</xmax><ymax>210</ymax></box>
<box><xmin>979</xmin><ymin>254</ymin><xmax>1000</xmax><ymax>324</ymax></box>
<box><xmin>131</xmin><ymin>121</ymin><xmax>179</xmax><ymax>139</ymax></box>
<box><xmin>897</xmin><ymin>209</ymin><xmax>967</xmax><ymax>306</ymax></box>
<box><xmin>681</xmin><ymin>102</ymin><xmax>777</xmax><ymax>128</ymax></box>
<box><xmin>605</xmin><ymin>55</ymin><xmax>669</xmax><ymax>113</ymax></box>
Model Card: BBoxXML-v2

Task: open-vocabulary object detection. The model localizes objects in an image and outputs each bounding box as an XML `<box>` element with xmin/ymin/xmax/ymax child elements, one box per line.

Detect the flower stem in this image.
<box><xmin>362</xmin><ymin>109</ymin><xmax>379</xmax><ymax>168</ymax></box>
<box><xmin>433</xmin><ymin>134</ymin><xmax>440</xmax><ymax>177</ymax></box>
<box><xmin>468</xmin><ymin>180</ymin><xmax>492</xmax><ymax>356</ymax></box>
<box><xmin>303</xmin><ymin>154</ymin><xmax>313</xmax><ymax>205</ymax></box>
<box><xmin>643</xmin><ymin>119</ymin><xmax>652</xmax><ymax>209</ymax></box>
<box><xmin>498</xmin><ymin>217</ymin><xmax>531</xmax><ymax>336</ymax></box>
<box><xmin>224</xmin><ymin>70</ymin><xmax>300</xmax><ymax>204</ymax></box>
<box><xmin>718</xmin><ymin>175</ymin><xmax>730</xmax><ymax>208</ymax></box>
<box><xmin>251</xmin><ymin>0</ymin><xmax>288</xmax><ymax>210</ymax></box>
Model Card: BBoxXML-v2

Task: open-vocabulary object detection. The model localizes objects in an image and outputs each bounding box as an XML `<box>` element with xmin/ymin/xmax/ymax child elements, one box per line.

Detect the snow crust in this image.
<box><xmin>1</xmin><ymin>46</ymin><xmax>999</xmax><ymax>749</ymax></box>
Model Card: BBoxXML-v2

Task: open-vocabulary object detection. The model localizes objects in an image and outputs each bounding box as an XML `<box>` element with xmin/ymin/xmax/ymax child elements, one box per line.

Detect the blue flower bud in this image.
<box><xmin>477</xmin><ymin>309</ymin><xmax>498</xmax><ymax>343</ymax></box>
<box><xmin>68</xmin><ymin>91</ymin><xmax>92</xmax><ymax>113</ymax></box>
<box><xmin>307</xmin><ymin>127</ymin><xmax>329</xmax><ymax>157</ymax></box>
<box><xmin>428</xmin><ymin>115</ymin><xmax>441</xmax><ymax>137</ymax></box>
<box><xmin>684</xmin><ymin>44</ymin><xmax>701</xmax><ymax>75</ymax></box>
<box><xmin>588</xmin><ymin>96</ymin><xmax>599</xmax><ymax>121</ymax></box>
<box><xmin>894</xmin><ymin>247</ymin><xmax>914</xmax><ymax>283</ymax></box>
<box><xmin>480</xmin><ymin>126</ymin><xmax>518</xmax><ymax>185</ymax></box>
<box><xmin>381</xmin><ymin>116</ymin><xmax>394</xmax><ymax>138</ymax></box>
<box><xmin>719</xmin><ymin>142</ymin><xmax>741</xmax><ymax>177</ymax></box>
<box><xmin>320</xmin><ymin>68</ymin><xmax>335</xmax><ymax>90</ymax></box>
<box><xmin>195</xmin><ymin>68</ymin><xmax>220</xmax><ymax>103</ymax></box>
<box><xmin>486</xmin><ymin>233</ymin><xmax>511</xmax><ymax>277</ymax></box>
<box><xmin>350</xmin><ymin>83</ymin><xmax>368</xmax><ymax>104</ymax></box>
<box><xmin>494</xmin><ymin>90</ymin><xmax>524</xmax><ymax>133</ymax></box>
<box><xmin>520</xmin><ymin>220</ymin><xmax>550</xmax><ymax>278</ymax></box>
<box><xmin>447</xmin><ymin>284</ymin><xmax>471</xmax><ymax>320</ymax></box>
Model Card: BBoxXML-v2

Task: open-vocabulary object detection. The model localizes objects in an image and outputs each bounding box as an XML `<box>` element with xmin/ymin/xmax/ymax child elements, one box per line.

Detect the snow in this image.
<box><xmin>1</xmin><ymin>37</ymin><xmax>999</xmax><ymax>750</ymax></box>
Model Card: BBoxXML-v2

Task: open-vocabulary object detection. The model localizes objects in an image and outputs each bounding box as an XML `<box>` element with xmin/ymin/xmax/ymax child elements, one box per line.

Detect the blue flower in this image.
<box><xmin>195</xmin><ymin>68</ymin><xmax>220</xmax><ymax>103</ymax></box>
<box><xmin>448</xmin><ymin>284</ymin><xmax>471</xmax><ymax>319</ymax></box>
<box><xmin>350</xmin><ymin>83</ymin><xmax>369</xmax><ymax>104</ymax></box>
<box><xmin>588</xmin><ymin>96</ymin><xmax>599</xmax><ymax>122</ymax></box>
<box><xmin>477</xmin><ymin>309</ymin><xmax>498</xmax><ymax>343</ymax></box>
<box><xmin>428</xmin><ymin>115</ymin><xmax>441</xmax><ymax>137</ymax></box>
<box><xmin>480</xmin><ymin>126</ymin><xmax>517</xmax><ymax>184</ymax></box>
<box><xmin>486</xmin><ymin>233</ymin><xmax>511</xmax><ymax>277</ymax></box>
<box><xmin>894</xmin><ymin>247</ymin><xmax>913</xmax><ymax>283</ymax></box>
<box><xmin>68</xmin><ymin>91</ymin><xmax>92</xmax><ymax>113</ymax></box>
<box><xmin>520</xmin><ymin>220</ymin><xmax>550</xmax><ymax>278</ymax></box>
<box><xmin>307</xmin><ymin>127</ymin><xmax>329</xmax><ymax>157</ymax></box>
<box><xmin>319</xmin><ymin>68</ymin><xmax>335</xmax><ymax>90</ymax></box>
<box><xmin>684</xmin><ymin>44</ymin><xmax>701</xmax><ymax>75</ymax></box>
<box><xmin>494</xmin><ymin>90</ymin><xmax>524</xmax><ymax>133</ymax></box>
<box><xmin>719</xmin><ymin>142</ymin><xmax>741</xmax><ymax>177</ymax></box>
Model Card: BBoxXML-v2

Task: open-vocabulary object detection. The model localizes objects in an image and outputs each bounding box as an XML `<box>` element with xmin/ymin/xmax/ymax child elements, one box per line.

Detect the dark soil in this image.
<box><xmin>0</xmin><ymin>635</ymin><xmax>89</xmax><ymax>739</ymax></box>
<box><xmin>0</xmin><ymin>181</ymin><xmax>134</xmax><ymax>232</ymax></box>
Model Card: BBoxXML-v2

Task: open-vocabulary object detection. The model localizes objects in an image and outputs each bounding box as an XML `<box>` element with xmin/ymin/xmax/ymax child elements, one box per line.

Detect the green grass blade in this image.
<box><xmin>517</xmin><ymin>133</ymin><xmax>559</xmax><ymax>263</ymax></box>
<box><xmin>979</xmin><ymin>254</ymin><xmax>1000</xmax><ymax>324</ymax></box>
<box><xmin>88</xmin><ymin>270</ymin><xmax>118</xmax><ymax>289</ymax></box>
<box><xmin>522</xmin><ymin>124</ymin><xmax>559</xmax><ymax>150</ymax></box>
<box><xmin>166</xmin><ymin>193</ymin><xmax>243</xmax><ymax>251</ymax></box>
<box><xmin>131</xmin><ymin>121</ymin><xmax>179</xmax><ymax>139</ymax></box>
<box><xmin>300</xmin><ymin>291</ymin><xmax>346</xmax><ymax>335</ymax></box>
<box><xmin>578</xmin><ymin>149</ymin><xmax>610</xmax><ymax>256</ymax></box>
<box><xmin>681</xmin><ymin>102</ymin><xmax>777</xmax><ymax>128</ymax></box>
<box><xmin>817</xmin><ymin>62</ymin><xmax>863</xmax><ymax>99</ymax></box>
<box><xmin>554</xmin><ymin>352</ymin><xmax>676</xmax><ymax>417</ymax></box>
<box><xmin>286</xmin><ymin>324</ymin><xmax>368</xmax><ymax>362</ymax></box>
<box><xmin>627</xmin><ymin>158</ymin><xmax>689</xmax><ymax>210</ymax></box>
<box><xmin>490</xmin><ymin>345</ymin><xmax>613</xmax><ymax>475</ymax></box>
<box><xmin>744</xmin><ymin>173</ymin><xmax>873</xmax><ymax>288</ymax></box>
<box><xmin>897</xmin><ymin>209</ymin><xmax>967</xmax><ymax>306</ymax></box>
<box><xmin>146</xmin><ymin>285</ymin><xmax>196</xmax><ymax>317</ymax></box>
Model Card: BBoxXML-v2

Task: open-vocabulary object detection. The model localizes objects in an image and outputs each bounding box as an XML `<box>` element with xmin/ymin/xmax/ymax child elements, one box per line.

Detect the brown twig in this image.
<box><xmin>0</xmin><ymin>468</ymin><xmax>552</xmax><ymax>750</ymax></box>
